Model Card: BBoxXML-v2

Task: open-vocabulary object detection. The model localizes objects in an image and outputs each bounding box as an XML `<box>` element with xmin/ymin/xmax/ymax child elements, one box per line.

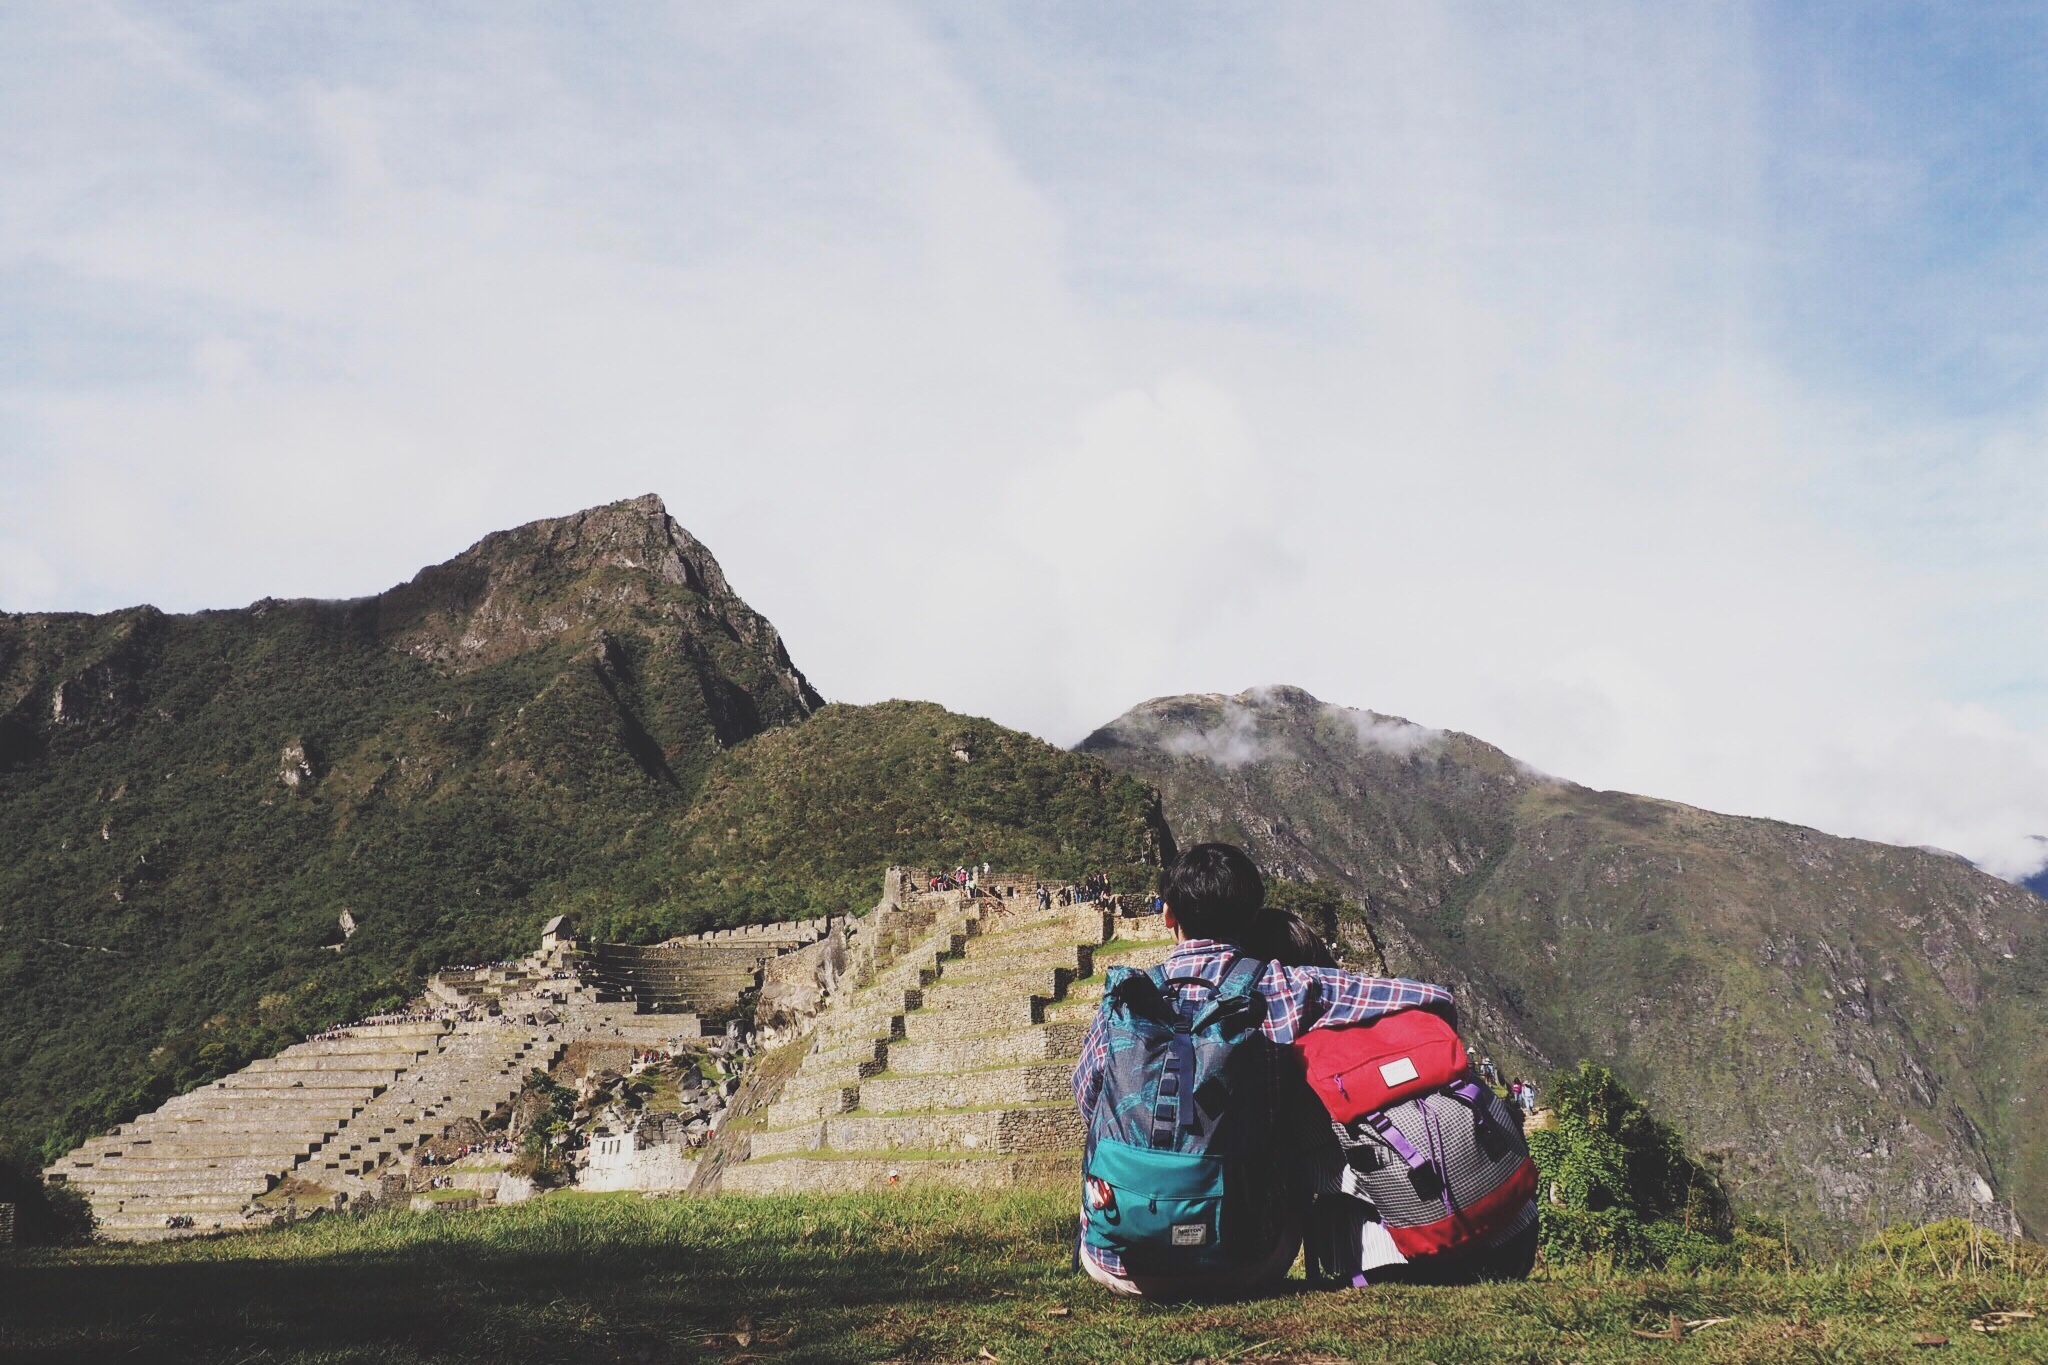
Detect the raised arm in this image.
<box><xmin>1258</xmin><ymin>964</ymin><xmax>1456</xmax><ymax>1043</ymax></box>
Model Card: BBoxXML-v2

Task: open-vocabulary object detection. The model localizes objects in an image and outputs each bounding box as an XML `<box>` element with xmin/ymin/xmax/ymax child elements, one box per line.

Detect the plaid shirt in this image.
<box><xmin>1073</xmin><ymin>940</ymin><xmax>1455</xmax><ymax>1282</ymax></box>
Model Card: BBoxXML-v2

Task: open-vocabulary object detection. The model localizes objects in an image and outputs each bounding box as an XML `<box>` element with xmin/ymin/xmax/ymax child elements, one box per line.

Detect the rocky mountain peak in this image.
<box><xmin>371</xmin><ymin>497</ymin><xmax>821</xmax><ymax>715</ymax></box>
<box><xmin>409</xmin><ymin>494</ymin><xmax>728</xmax><ymax>605</ymax></box>
<box><xmin>1081</xmin><ymin>685</ymin><xmax>1475</xmax><ymax>774</ymax></box>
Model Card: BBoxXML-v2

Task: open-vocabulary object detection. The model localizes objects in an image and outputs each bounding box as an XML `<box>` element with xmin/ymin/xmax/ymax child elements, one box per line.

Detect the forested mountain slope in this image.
<box><xmin>1080</xmin><ymin>685</ymin><xmax>2048</xmax><ymax>1241</ymax></box>
<box><xmin>0</xmin><ymin>498</ymin><xmax>1164</xmax><ymax>1162</ymax></box>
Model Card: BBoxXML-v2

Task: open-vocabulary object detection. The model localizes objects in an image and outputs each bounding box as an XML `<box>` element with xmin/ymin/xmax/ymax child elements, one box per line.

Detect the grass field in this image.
<box><xmin>3</xmin><ymin>1188</ymin><xmax>2043</xmax><ymax>1364</ymax></box>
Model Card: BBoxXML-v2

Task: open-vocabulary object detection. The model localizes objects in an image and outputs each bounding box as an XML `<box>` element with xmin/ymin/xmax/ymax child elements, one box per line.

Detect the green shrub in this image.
<box><xmin>1527</xmin><ymin>1061</ymin><xmax>1734</xmax><ymax>1270</ymax></box>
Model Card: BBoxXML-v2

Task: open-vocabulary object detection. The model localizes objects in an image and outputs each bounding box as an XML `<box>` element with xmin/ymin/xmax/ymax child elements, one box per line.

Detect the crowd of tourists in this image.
<box><xmin>301</xmin><ymin>961</ymin><xmax>579</xmax><ymax>1042</ymax></box>
<box><xmin>1023</xmin><ymin>873</ymin><xmax>1126</xmax><ymax>914</ymax></box>
<box><xmin>303</xmin><ymin>1004</ymin><xmax>464</xmax><ymax>1043</ymax></box>
<box><xmin>922</xmin><ymin>863</ymin><xmax>1137</xmax><ymax>914</ymax></box>
<box><xmin>1073</xmin><ymin>870</ymin><xmax>1115</xmax><ymax>904</ymax></box>
<box><xmin>928</xmin><ymin>863</ymin><xmax>996</xmax><ymax>894</ymax></box>
<box><xmin>419</xmin><ymin>1139</ymin><xmax>517</xmax><ymax>1167</ymax></box>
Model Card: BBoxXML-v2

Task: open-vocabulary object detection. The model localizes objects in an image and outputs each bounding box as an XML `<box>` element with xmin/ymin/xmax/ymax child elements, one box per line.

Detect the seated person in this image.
<box><xmin>1249</xmin><ymin>908</ymin><xmax>1535</xmax><ymax>1287</ymax></box>
<box><xmin>1072</xmin><ymin>842</ymin><xmax>1455</xmax><ymax>1299</ymax></box>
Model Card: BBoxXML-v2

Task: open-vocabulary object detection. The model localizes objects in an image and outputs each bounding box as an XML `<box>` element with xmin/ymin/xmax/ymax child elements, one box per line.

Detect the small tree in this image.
<box><xmin>506</xmin><ymin>1071</ymin><xmax>577</xmax><ymax>1187</ymax></box>
<box><xmin>1526</xmin><ymin>1062</ymin><xmax>1735</xmax><ymax>1270</ymax></box>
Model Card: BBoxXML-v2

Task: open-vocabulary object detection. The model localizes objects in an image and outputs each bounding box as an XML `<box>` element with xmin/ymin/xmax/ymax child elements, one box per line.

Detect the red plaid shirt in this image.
<box><xmin>1072</xmin><ymin>940</ymin><xmax>1455</xmax><ymax>1282</ymax></box>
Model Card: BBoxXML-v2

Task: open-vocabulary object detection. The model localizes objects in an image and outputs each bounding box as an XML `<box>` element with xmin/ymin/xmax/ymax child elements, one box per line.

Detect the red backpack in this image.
<box><xmin>1296</xmin><ymin>1008</ymin><xmax>1469</xmax><ymax>1123</ymax></box>
<box><xmin>1294</xmin><ymin>1009</ymin><xmax>1537</xmax><ymax>1272</ymax></box>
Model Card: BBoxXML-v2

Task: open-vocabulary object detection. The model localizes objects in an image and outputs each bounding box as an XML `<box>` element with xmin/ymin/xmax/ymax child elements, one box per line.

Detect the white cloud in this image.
<box><xmin>2</xmin><ymin>3</ymin><xmax>2047</xmax><ymax>879</ymax></box>
<box><xmin>1158</xmin><ymin>701</ymin><xmax>1279</xmax><ymax>770</ymax></box>
<box><xmin>1335</xmin><ymin>706</ymin><xmax>1443</xmax><ymax>760</ymax></box>
<box><xmin>997</xmin><ymin>375</ymin><xmax>1292</xmax><ymax>713</ymax></box>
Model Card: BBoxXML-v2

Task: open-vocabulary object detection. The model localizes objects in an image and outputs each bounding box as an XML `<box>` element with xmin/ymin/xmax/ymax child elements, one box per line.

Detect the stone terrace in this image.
<box><xmin>722</xmin><ymin>885</ymin><xmax>1174</xmax><ymax>1195</ymax></box>
<box><xmin>43</xmin><ymin>879</ymin><xmax>1160</xmax><ymax>1234</ymax></box>
<box><xmin>578</xmin><ymin>919</ymin><xmax>830</xmax><ymax>1020</ymax></box>
<box><xmin>293</xmin><ymin>1022</ymin><xmax>564</xmax><ymax>1204</ymax></box>
<box><xmin>47</xmin><ymin>1022</ymin><xmax>449</xmax><ymax>1241</ymax></box>
<box><xmin>48</xmin><ymin>961</ymin><xmax>713</xmax><ymax>1240</ymax></box>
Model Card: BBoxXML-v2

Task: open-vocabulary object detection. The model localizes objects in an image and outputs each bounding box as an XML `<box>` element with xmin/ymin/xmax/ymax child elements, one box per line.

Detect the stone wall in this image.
<box><xmin>579</xmin><ymin>1135</ymin><xmax>699</xmax><ymax>1192</ymax></box>
<box><xmin>755</xmin><ymin>921</ymin><xmax>848</xmax><ymax>1033</ymax></box>
<box><xmin>662</xmin><ymin>918</ymin><xmax>830</xmax><ymax>945</ymax></box>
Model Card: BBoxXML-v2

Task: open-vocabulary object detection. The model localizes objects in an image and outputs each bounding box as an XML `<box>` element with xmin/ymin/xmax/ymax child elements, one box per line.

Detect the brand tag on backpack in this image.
<box><xmin>1378</xmin><ymin>1056</ymin><xmax>1420</xmax><ymax>1087</ymax></box>
<box><xmin>1170</xmin><ymin>1222</ymin><xmax>1209</xmax><ymax>1246</ymax></box>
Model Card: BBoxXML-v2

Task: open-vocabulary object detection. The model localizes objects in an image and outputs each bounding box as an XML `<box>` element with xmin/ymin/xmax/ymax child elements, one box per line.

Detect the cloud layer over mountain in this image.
<box><xmin>3</xmin><ymin>3</ymin><xmax>2045</xmax><ymax>876</ymax></box>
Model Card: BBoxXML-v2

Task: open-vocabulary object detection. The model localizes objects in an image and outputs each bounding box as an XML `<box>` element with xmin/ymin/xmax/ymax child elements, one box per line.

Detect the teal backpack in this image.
<box><xmin>1080</xmin><ymin>955</ymin><xmax>1285</xmax><ymax>1276</ymax></box>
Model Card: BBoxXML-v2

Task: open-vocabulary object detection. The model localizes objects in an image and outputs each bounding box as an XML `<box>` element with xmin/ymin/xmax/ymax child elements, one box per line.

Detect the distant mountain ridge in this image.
<box><xmin>1080</xmin><ymin>685</ymin><xmax>2048</xmax><ymax>1241</ymax></box>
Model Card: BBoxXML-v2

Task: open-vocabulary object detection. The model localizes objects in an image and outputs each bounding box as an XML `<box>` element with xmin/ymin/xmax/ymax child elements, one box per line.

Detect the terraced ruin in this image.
<box><xmin>580</xmin><ymin>921</ymin><xmax>831</xmax><ymax>1017</ymax></box>
<box><xmin>46</xmin><ymin>919</ymin><xmax>829</xmax><ymax>1239</ymax></box>
<box><xmin>44</xmin><ymin>871</ymin><xmax>1163</xmax><ymax>1239</ymax></box>
<box><xmin>722</xmin><ymin>877</ymin><xmax>1171</xmax><ymax>1195</ymax></box>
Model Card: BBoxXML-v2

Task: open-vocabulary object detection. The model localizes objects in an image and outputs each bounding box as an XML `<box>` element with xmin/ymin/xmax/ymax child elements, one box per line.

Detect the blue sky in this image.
<box><xmin>3</xmin><ymin>3</ymin><xmax>2046</xmax><ymax>877</ymax></box>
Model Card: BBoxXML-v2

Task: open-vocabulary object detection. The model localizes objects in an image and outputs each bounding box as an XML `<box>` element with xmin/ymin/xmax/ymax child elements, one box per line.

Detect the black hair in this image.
<box><xmin>1159</xmin><ymin>842</ymin><xmax>1265</xmax><ymax>943</ymax></box>
<box><xmin>1245</xmin><ymin>907</ymin><xmax>1338</xmax><ymax>968</ymax></box>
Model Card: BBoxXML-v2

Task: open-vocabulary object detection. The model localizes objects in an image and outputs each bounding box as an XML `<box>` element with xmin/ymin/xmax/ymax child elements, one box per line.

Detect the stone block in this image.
<box><xmin>899</xmin><ymin>992</ymin><xmax>1041</xmax><ymax>1040</ymax></box>
<box><xmin>811</xmin><ymin>1103</ymin><xmax>1084</xmax><ymax>1155</ymax></box>
<box><xmin>936</xmin><ymin>947</ymin><xmax>1089</xmax><ymax>986</ymax></box>
<box><xmin>963</xmin><ymin>911</ymin><xmax>1112</xmax><ymax>956</ymax></box>
<box><xmin>919</xmin><ymin>971</ymin><xmax>1070</xmax><ymax>1014</ymax></box>
<box><xmin>883</xmin><ymin>1023</ymin><xmax>1088</xmax><ymax>1075</ymax></box>
<box><xmin>856</xmin><ymin>1063</ymin><xmax>1073</xmax><ymax>1114</ymax></box>
<box><xmin>763</xmin><ymin>1083</ymin><xmax>858</xmax><ymax>1123</ymax></box>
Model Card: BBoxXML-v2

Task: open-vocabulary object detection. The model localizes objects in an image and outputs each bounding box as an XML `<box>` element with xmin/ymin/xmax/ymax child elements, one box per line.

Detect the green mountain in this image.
<box><xmin>1078</xmin><ymin>685</ymin><xmax>2048</xmax><ymax>1242</ymax></box>
<box><xmin>0</xmin><ymin>497</ymin><xmax>1165</xmax><ymax>1163</ymax></box>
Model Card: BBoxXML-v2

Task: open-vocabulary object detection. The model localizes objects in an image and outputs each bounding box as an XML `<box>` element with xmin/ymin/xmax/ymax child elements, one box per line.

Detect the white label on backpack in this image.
<box><xmin>1378</xmin><ymin>1056</ymin><xmax>1420</xmax><ymax>1087</ymax></box>
<box><xmin>1171</xmin><ymin>1222</ymin><xmax>1209</xmax><ymax>1246</ymax></box>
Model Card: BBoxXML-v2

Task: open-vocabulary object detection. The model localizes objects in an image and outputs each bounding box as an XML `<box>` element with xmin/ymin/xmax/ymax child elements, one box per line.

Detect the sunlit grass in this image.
<box><xmin>5</xmin><ymin>1186</ymin><xmax>2044</xmax><ymax>1364</ymax></box>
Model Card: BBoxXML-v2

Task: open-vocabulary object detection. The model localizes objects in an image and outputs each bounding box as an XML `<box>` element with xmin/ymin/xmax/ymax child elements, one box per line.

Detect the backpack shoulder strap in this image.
<box><xmin>1139</xmin><ymin>960</ymin><xmax>1200</xmax><ymax>1150</ymax></box>
<box><xmin>1215</xmin><ymin>953</ymin><xmax>1266</xmax><ymax>999</ymax></box>
<box><xmin>1436</xmin><ymin>1077</ymin><xmax>1502</xmax><ymax>1130</ymax></box>
<box><xmin>1192</xmin><ymin>954</ymin><xmax>1269</xmax><ymax>1032</ymax></box>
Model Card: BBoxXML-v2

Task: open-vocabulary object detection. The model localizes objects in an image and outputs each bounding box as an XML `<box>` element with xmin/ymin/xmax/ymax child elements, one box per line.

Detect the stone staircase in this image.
<box><xmin>46</xmin><ymin>1022</ymin><xmax>449</xmax><ymax>1241</ymax></box>
<box><xmin>722</xmin><ymin>890</ymin><xmax>1174</xmax><ymax>1195</ymax></box>
<box><xmin>297</xmin><ymin>1023</ymin><xmax>566</xmax><ymax>1200</ymax></box>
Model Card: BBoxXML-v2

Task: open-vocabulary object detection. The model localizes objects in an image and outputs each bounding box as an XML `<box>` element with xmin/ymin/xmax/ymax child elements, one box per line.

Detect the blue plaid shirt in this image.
<box><xmin>1073</xmin><ymin>940</ymin><xmax>1455</xmax><ymax>1281</ymax></box>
